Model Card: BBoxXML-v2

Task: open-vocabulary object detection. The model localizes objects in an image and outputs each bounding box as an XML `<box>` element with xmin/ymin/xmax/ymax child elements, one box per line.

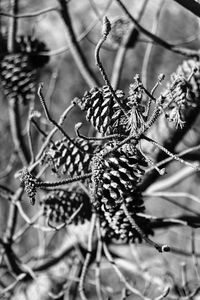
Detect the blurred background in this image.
<box><xmin>0</xmin><ymin>0</ymin><xmax>200</xmax><ymax>299</ymax></box>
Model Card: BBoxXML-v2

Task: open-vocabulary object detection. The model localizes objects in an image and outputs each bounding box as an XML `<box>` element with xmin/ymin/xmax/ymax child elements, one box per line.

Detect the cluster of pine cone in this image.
<box><xmin>39</xmin><ymin>59</ymin><xmax>199</xmax><ymax>242</ymax></box>
<box><xmin>18</xmin><ymin>53</ymin><xmax>200</xmax><ymax>243</ymax></box>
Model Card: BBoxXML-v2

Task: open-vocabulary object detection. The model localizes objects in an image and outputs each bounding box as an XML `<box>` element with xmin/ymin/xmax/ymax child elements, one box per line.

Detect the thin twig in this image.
<box><xmin>146</xmin><ymin>143</ymin><xmax>200</xmax><ymax>172</ymax></box>
<box><xmin>58</xmin><ymin>0</ymin><xmax>99</xmax><ymax>87</ymax></box>
<box><xmin>141</xmin><ymin>1</ymin><xmax>163</xmax><ymax>88</ymax></box>
<box><xmin>144</xmin><ymin>191</ymin><xmax>200</xmax><ymax>206</ymax></box>
<box><xmin>95</xmin><ymin>218</ymin><xmax>103</xmax><ymax>300</ymax></box>
<box><xmin>9</xmin><ymin>98</ymin><xmax>30</xmax><ymax>166</ymax></box>
<box><xmin>103</xmin><ymin>242</ymin><xmax>149</xmax><ymax>300</ymax></box>
<box><xmin>191</xmin><ymin>228</ymin><xmax>200</xmax><ymax>280</ymax></box>
<box><xmin>38</xmin><ymin>83</ymin><xmax>84</xmax><ymax>151</ymax></box>
<box><xmin>122</xmin><ymin>203</ymin><xmax>170</xmax><ymax>252</ymax></box>
<box><xmin>111</xmin><ymin>0</ymin><xmax>148</xmax><ymax>89</ymax></box>
<box><xmin>37</xmin><ymin>0</ymin><xmax>113</xmax><ymax>57</ymax></box>
<box><xmin>36</xmin><ymin>172</ymin><xmax>92</xmax><ymax>188</ymax></box>
<box><xmin>0</xmin><ymin>5</ymin><xmax>60</xmax><ymax>18</ymax></box>
<box><xmin>145</xmin><ymin>165</ymin><xmax>199</xmax><ymax>193</ymax></box>
<box><xmin>79</xmin><ymin>213</ymin><xmax>97</xmax><ymax>300</ymax></box>
<box><xmin>0</xmin><ymin>151</ymin><xmax>17</xmax><ymax>179</ymax></box>
<box><xmin>143</xmin><ymin>135</ymin><xmax>200</xmax><ymax>171</ymax></box>
<box><xmin>95</xmin><ymin>16</ymin><xmax>128</xmax><ymax>117</ymax></box>
<box><xmin>173</xmin><ymin>0</ymin><xmax>200</xmax><ymax>18</ymax></box>
<box><xmin>115</xmin><ymin>0</ymin><xmax>199</xmax><ymax>58</ymax></box>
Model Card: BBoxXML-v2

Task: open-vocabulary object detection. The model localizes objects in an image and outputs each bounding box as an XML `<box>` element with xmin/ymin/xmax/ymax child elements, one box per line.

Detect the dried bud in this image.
<box><xmin>102</xmin><ymin>16</ymin><xmax>111</xmax><ymax>37</ymax></box>
<box><xmin>158</xmin><ymin>73</ymin><xmax>165</xmax><ymax>82</ymax></box>
<box><xmin>19</xmin><ymin>168</ymin><xmax>37</xmax><ymax>205</ymax></box>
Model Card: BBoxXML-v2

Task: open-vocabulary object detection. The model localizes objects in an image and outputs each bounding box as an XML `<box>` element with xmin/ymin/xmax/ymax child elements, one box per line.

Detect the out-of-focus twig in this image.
<box><xmin>58</xmin><ymin>0</ymin><xmax>99</xmax><ymax>88</ymax></box>
<box><xmin>111</xmin><ymin>0</ymin><xmax>148</xmax><ymax>89</ymax></box>
<box><xmin>141</xmin><ymin>1</ymin><xmax>163</xmax><ymax>88</ymax></box>
<box><xmin>115</xmin><ymin>0</ymin><xmax>199</xmax><ymax>58</ymax></box>
<box><xmin>79</xmin><ymin>213</ymin><xmax>97</xmax><ymax>300</ymax></box>
<box><xmin>173</xmin><ymin>0</ymin><xmax>200</xmax><ymax>18</ymax></box>
<box><xmin>0</xmin><ymin>5</ymin><xmax>60</xmax><ymax>18</ymax></box>
<box><xmin>0</xmin><ymin>151</ymin><xmax>17</xmax><ymax>179</ymax></box>
<box><xmin>39</xmin><ymin>0</ymin><xmax>113</xmax><ymax>57</ymax></box>
<box><xmin>103</xmin><ymin>242</ymin><xmax>149</xmax><ymax>300</ymax></box>
<box><xmin>191</xmin><ymin>229</ymin><xmax>200</xmax><ymax>279</ymax></box>
<box><xmin>33</xmin><ymin>235</ymin><xmax>78</xmax><ymax>271</ymax></box>
<box><xmin>9</xmin><ymin>99</ymin><xmax>30</xmax><ymax>165</ymax></box>
<box><xmin>145</xmin><ymin>165</ymin><xmax>199</xmax><ymax>193</ymax></box>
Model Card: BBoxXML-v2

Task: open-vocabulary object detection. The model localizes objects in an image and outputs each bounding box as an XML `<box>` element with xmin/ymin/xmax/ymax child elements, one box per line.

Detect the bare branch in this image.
<box><xmin>58</xmin><ymin>0</ymin><xmax>99</xmax><ymax>88</ymax></box>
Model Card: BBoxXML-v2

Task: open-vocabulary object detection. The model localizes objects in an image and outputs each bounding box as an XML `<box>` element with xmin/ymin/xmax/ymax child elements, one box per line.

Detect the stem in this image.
<box><xmin>58</xmin><ymin>0</ymin><xmax>99</xmax><ymax>88</ymax></box>
<box><xmin>0</xmin><ymin>6</ymin><xmax>60</xmax><ymax>18</ymax></box>
<box><xmin>95</xmin><ymin>22</ymin><xmax>128</xmax><ymax>117</ymax></box>
<box><xmin>9</xmin><ymin>98</ymin><xmax>30</xmax><ymax>165</ymax></box>
<box><xmin>115</xmin><ymin>0</ymin><xmax>199</xmax><ymax>58</ymax></box>
<box><xmin>173</xmin><ymin>0</ymin><xmax>200</xmax><ymax>18</ymax></box>
<box><xmin>38</xmin><ymin>84</ymin><xmax>84</xmax><ymax>152</ymax></box>
<box><xmin>111</xmin><ymin>0</ymin><xmax>148</xmax><ymax>89</ymax></box>
<box><xmin>79</xmin><ymin>213</ymin><xmax>97</xmax><ymax>300</ymax></box>
<box><xmin>36</xmin><ymin>172</ymin><xmax>92</xmax><ymax>188</ymax></box>
<box><xmin>7</xmin><ymin>0</ymin><xmax>18</xmax><ymax>53</ymax></box>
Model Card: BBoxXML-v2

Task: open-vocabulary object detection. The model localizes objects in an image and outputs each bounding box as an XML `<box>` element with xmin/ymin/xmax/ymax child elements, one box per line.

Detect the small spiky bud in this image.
<box><xmin>108</xmin><ymin>17</ymin><xmax>132</xmax><ymax>47</ymax></box>
<box><xmin>125</xmin><ymin>75</ymin><xmax>146</xmax><ymax>133</ymax></box>
<box><xmin>19</xmin><ymin>168</ymin><xmax>37</xmax><ymax>205</ymax></box>
<box><xmin>102</xmin><ymin>16</ymin><xmax>111</xmax><ymax>38</ymax></box>
<box><xmin>42</xmin><ymin>187</ymin><xmax>92</xmax><ymax>224</ymax></box>
<box><xmin>43</xmin><ymin>138</ymin><xmax>97</xmax><ymax>177</ymax></box>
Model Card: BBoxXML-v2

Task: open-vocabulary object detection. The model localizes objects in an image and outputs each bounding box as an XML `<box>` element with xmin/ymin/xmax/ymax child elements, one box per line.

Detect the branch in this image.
<box><xmin>33</xmin><ymin>236</ymin><xmax>77</xmax><ymax>271</ymax></box>
<box><xmin>0</xmin><ymin>6</ymin><xmax>59</xmax><ymax>18</ymax></box>
<box><xmin>173</xmin><ymin>0</ymin><xmax>200</xmax><ymax>18</ymax></box>
<box><xmin>115</xmin><ymin>0</ymin><xmax>199</xmax><ymax>58</ymax></box>
<box><xmin>58</xmin><ymin>0</ymin><xmax>99</xmax><ymax>88</ymax></box>
<box><xmin>111</xmin><ymin>0</ymin><xmax>148</xmax><ymax>89</ymax></box>
<box><xmin>8</xmin><ymin>99</ymin><xmax>30</xmax><ymax>165</ymax></box>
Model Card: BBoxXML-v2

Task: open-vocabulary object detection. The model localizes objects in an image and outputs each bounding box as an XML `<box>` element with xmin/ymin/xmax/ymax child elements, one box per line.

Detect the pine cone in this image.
<box><xmin>90</xmin><ymin>142</ymin><xmax>147</xmax><ymax>210</ymax></box>
<box><xmin>74</xmin><ymin>86</ymin><xmax>129</xmax><ymax>135</ymax></box>
<box><xmin>42</xmin><ymin>187</ymin><xmax>92</xmax><ymax>224</ymax></box>
<box><xmin>90</xmin><ymin>141</ymin><xmax>151</xmax><ymax>242</ymax></box>
<box><xmin>101</xmin><ymin>201</ymin><xmax>153</xmax><ymax>242</ymax></box>
<box><xmin>43</xmin><ymin>138</ymin><xmax>97</xmax><ymax>177</ymax></box>
<box><xmin>0</xmin><ymin>35</ymin><xmax>49</xmax><ymax>104</ymax></box>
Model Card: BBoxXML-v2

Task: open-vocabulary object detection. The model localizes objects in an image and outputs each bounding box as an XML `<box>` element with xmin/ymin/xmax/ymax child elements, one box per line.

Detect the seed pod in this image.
<box><xmin>0</xmin><ymin>35</ymin><xmax>49</xmax><ymax>105</ymax></box>
<box><xmin>19</xmin><ymin>168</ymin><xmax>37</xmax><ymax>205</ymax></box>
<box><xmin>42</xmin><ymin>187</ymin><xmax>92</xmax><ymax>225</ymax></box>
<box><xmin>43</xmin><ymin>138</ymin><xmax>97</xmax><ymax>177</ymax></box>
